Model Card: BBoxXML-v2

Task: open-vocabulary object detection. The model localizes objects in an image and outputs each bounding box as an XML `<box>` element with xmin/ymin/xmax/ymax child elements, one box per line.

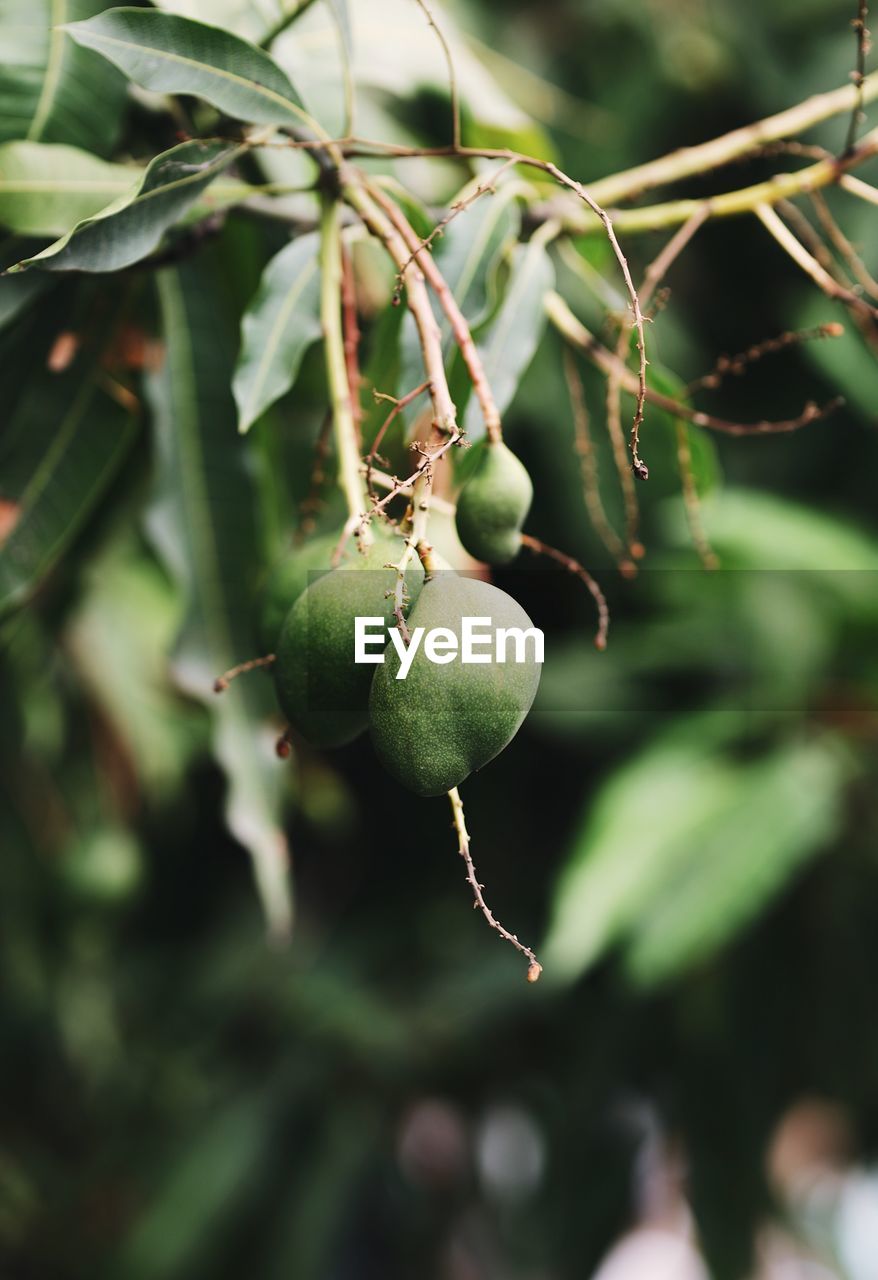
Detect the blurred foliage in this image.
<box><xmin>2</xmin><ymin>2</ymin><xmax>878</xmax><ymax>1279</ymax></box>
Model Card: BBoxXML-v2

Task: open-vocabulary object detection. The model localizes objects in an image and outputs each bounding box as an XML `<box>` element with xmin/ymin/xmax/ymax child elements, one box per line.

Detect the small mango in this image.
<box><xmin>369</xmin><ymin>573</ymin><xmax>541</xmax><ymax>796</ymax></box>
<box><xmin>454</xmin><ymin>440</ymin><xmax>533</xmax><ymax>565</ymax></box>
<box><xmin>274</xmin><ymin>531</ymin><xmax>422</xmax><ymax>748</ymax></box>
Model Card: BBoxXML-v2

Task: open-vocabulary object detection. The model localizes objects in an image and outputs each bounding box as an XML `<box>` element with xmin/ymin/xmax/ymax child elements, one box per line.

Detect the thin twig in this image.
<box><xmin>364</xmin><ymin>381</ymin><xmax>432</xmax><ymax>503</ymax></box>
<box><xmin>413</xmin><ymin>0</ymin><xmax>461</xmax><ymax>150</ymax></box>
<box><xmin>562</xmin><ymin>347</ymin><xmax>634</xmax><ymax>575</ymax></box>
<box><xmin>519</xmin><ymin>533</ymin><xmax>609</xmax><ymax>651</ymax></box>
<box><xmin>391</xmin><ymin>161</ymin><xmax>518</xmax><ymax>293</ymax></box>
<box><xmin>340</xmin><ymin>241</ymin><xmax>363</xmax><ymax>442</ymax></box>
<box><xmin>686</xmin><ymin>322</ymin><xmax>845</xmax><ymax>394</ymax></box>
<box><xmin>844</xmin><ymin>2</ymin><xmax>871</xmax><ymax>155</ymax></box>
<box><xmin>447</xmin><ymin>786</ymin><xmax>542</xmax><ymax>982</ymax></box>
<box><xmin>756</xmin><ymin>202</ymin><xmax>878</xmax><ymax>323</ymax></box>
<box><xmin>213</xmin><ymin>654</ymin><xmax>276</xmax><ymax>693</ymax></box>
<box><xmin>809</xmin><ymin>190</ymin><xmax>878</xmax><ymax>299</ymax></box>
<box><xmin>545</xmin><ymin>293</ymin><xmax>844</xmax><ymax>437</ymax></box>
<box><xmin>674</xmin><ymin>420</ymin><xmax>719</xmax><ymax>571</ymax></box>
<box><xmin>296</xmin><ymin>409</ymin><xmax>334</xmax><ymax>540</ymax></box>
<box><xmin>370</xmin><ymin>182</ymin><xmax>506</xmax><ymax>443</ymax></box>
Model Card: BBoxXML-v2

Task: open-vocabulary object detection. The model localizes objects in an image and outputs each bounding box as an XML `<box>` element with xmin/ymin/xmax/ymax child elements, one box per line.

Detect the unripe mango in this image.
<box><xmin>369</xmin><ymin>574</ymin><xmax>541</xmax><ymax>796</ymax></box>
<box><xmin>274</xmin><ymin>532</ymin><xmax>423</xmax><ymax>748</ymax></box>
<box><xmin>455</xmin><ymin>440</ymin><xmax>533</xmax><ymax>565</ymax></box>
<box><xmin>256</xmin><ymin>532</ymin><xmax>336</xmax><ymax>653</ymax></box>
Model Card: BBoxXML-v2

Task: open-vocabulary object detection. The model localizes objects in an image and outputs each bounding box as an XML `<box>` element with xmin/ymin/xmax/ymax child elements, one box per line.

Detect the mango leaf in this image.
<box><xmin>543</xmin><ymin>728</ymin><xmax>850</xmax><ymax>987</ymax></box>
<box><xmin>145</xmin><ymin>259</ymin><xmax>293</xmax><ymax>941</ymax></box>
<box><xmin>0</xmin><ymin>0</ymin><xmax>128</xmax><ymax>155</ymax></box>
<box><xmin>661</xmin><ymin>487</ymin><xmax>878</xmax><ymax>618</ymax></box>
<box><xmin>273</xmin><ymin>0</ymin><xmax>534</xmax><ymax>142</ymax></box>
<box><xmin>399</xmin><ymin>177</ymin><xmax>520</xmax><ymax>400</ymax></box>
<box><xmin>542</xmin><ymin>740</ymin><xmax>734</xmax><ymax>981</ymax></box>
<box><xmin>233</xmin><ymin>231</ymin><xmax>322</xmax><ymax>434</ymax></box>
<box><xmin>64</xmin><ymin>7</ymin><xmax>312</xmax><ymax>128</ymax></box>
<box><xmin>11</xmin><ymin>139</ymin><xmax>241</xmax><ymax>273</ymax></box>
<box><xmin>623</xmin><ymin>736</ymin><xmax>849</xmax><ymax>986</ymax></box>
<box><xmin>0</xmin><ymin>141</ymin><xmax>140</xmax><ymax>236</ymax></box>
<box><xmin>67</xmin><ymin>536</ymin><xmax>204</xmax><ymax>799</ymax></box>
<box><xmin>0</xmin><ymin>353</ymin><xmax>138</xmax><ymax>618</ymax></box>
<box><xmin>463</xmin><ymin>232</ymin><xmax>555</xmax><ymax>437</ymax></box>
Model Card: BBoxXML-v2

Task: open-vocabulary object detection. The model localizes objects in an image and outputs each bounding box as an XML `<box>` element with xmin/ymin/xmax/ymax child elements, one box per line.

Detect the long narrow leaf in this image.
<box><xmin>0</xmin><ymin>359</ymin><xmax>138</xmax><ymax>618</ymax></box>
<box><xmin>0</xmin><ymin>141</ymin><xmax>140</xmax><ymax>236</ymax></box>
<box><xmin>145</xmin><ymin>258</ymin><xmax>293</xmax><ymax>940</ymax></box>
<box><xmin>0</xmin><ymin>0</ymin><xmax>128</xmax><ymax>155</ymax></box>
<box><xmin>12</xmin><ymin>139</ymin><xmax>241</xmax><ymax>273</ymax></box>
<box><xmin>64</xmin><ymin>7</ymin><xmax>312</xmax><ymax>127</ymax></box>
<box><xmin>232</xmin><ymin>232</ymin><xmax>322</xmax><ymax>434</ymax></box>
<box><xmin>463</xmin><ymin>233</ymin><xmax>554</xmax><ymax>437</ymax></box>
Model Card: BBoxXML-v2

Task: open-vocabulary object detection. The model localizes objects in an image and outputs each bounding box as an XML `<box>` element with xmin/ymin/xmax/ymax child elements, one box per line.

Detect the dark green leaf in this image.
<box><xmin>0</xmin><ymin>141</ymin><xmax>139</xmax><ymax>236</ymax></box>
<box><xmin>13</xmin><ymin>139</ymin><xmax>241</xmax><ymax>273</ymax></box>
<box><xmin>0</xmin><ymin>355</ymin><xmax>138</xmax><ymax>618</ymax></box>
<box><xmin>233</xmin><ymin>231</ymin><xmax>322</xmax><ymax>434</ymax></box>
<box><xmin>0</xmin><ymin>0</ymin><xmax>127</xmax><ymax>155</ymax></box>
<box><xmin>463</xmin><ymin>231</ymin><xmax>554</xmax><ymax>437</ymax></box>
<box><xmin>145</xmin><ymin>258</ymin><xmax>293</xmax><ymax>939</ymax></box>
<box><xmin>64</xmin><ymin>6</ymin><xmax>311</xmax><ymax>127</ymax></box>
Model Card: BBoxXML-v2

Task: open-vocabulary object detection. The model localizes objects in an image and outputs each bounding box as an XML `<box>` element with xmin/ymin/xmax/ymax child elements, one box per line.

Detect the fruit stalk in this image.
<box><xmin>319</xmin><ymin>197</ymin><xmax>371</xmax><ymax>537</ymax></box>
<box><xmin>369</xmin><ymin>184</ymin><xmax>504</xmax><ymax>444</ymax></box>
<box><xmin>448</xmin><ymin>786</ymin><xmax>542</xmax><ymax>983</ymax></box>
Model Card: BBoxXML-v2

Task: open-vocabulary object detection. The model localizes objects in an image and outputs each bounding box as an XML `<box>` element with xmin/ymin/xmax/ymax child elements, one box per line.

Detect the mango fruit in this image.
<box><xmin>274</xmin><ymin>530</ymin><xmax>422</xmax><ymax>748</ymax></box>
<box><xmin>455</xmin><ymin>440</ymin><xmax>533</xmax><ymax>565</ymax></box>
<box><xmin>369</xmin><ymin>573</ymin><xmax>541</xmax><ymax>795</ymax></box>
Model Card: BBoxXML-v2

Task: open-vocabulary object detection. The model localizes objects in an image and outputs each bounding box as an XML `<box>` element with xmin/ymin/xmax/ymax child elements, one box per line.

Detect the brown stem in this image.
<box><xmin>213</xmin><ymin>653</ymin><xmax>276</xmax><ymax>693</ymax></box>
<box><xmin>686</xmin><ymin>322</ymin><xmax>845</xmax><ymax>394</ymax></box>
<box><xmin>340</xmin><ymin>241</ymin><xmax>363</xmax><ymax>444</ymax></box>
<box><xmin>546</xmin><ymin>294</ymin><xmax>845</xmax><ymax>437</ymax></box>
<box><xmin>364</xmin><ymin>380</ymin><xmax>432</xmax><ymax>504</ymax></box>
<box><xmin>447</xmin><ymin>786</ymin><xmax>542</xmax><ymax>983</ymax></box>
<box><xmin>519</xmin><ymin>533</ymin><xmax>609</xmax><ymax>651</ymax></box>
<box><xmin>674</xmin><ymin>420</ymin><xmax>719</xmax><ymax>571</ymax></box>
<box><xmin>561</xmin><ymin>347</ymin><xmax>634</xmax><ymax>576</ymax></box>
<box><xmin>368</xmin><ymin>183</ymin><xmax>504</xmax><ymax>443</ymax></box>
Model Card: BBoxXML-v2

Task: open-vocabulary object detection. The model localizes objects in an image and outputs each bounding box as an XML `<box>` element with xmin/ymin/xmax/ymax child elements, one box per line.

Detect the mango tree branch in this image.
<box><xmin>447</xmin><ymin>785</ymin><xmax>542</xmax><ymax>983</ymax></box>
<box><xmin>755</xmin><ymin>201</ymin><xmax>878</xmax><ymax>323</ymax></box>
<box><xmin>368</xmin><ymin>181</ymin><xmax>505</xmax><ymax>443</ymax></box>
<box><xmin>586</xmin><ymin>72</ymin><xmax>878</xmax><ymax>207</ymax></box>
<box><xmin>342</xmin><ymin>174</ymin><xmax>460</xmax><ymax>634</ymax></box>
<box><xmin>538</xmin><ymin>127</ymin><xmax>878</xmax><ymax>237</ymax></box>
<box><xmin>320</xmin><ymin>198</ymin><xmax>371</xmax><ymax>536</ymax></box>
<box><xmin>546</xmin><ymin>292</ymin><xmax>843</xmax><ymax>437</ymax></box>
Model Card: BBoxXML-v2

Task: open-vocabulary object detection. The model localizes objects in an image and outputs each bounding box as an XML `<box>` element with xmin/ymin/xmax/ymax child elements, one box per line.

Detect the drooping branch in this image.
<box><xmin>546</xmin><ymin>292</ymin><xmax>844</xmax><ymax>437</ymax></box>
<box><xmin>447</xmin><ymin>785</ymin><xmax>542</xmax><ymax>983</ymax></box>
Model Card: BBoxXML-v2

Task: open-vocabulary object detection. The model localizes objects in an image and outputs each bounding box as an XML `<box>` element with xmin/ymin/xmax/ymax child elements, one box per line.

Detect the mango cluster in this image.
<box><xmin>260</xmin><ymin>447</ymin><xmax>541</xmax><ymax>796</ymax></box>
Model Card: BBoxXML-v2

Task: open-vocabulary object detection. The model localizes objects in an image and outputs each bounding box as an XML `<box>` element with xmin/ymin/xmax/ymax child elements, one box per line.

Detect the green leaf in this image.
<box><xmin>64</xmin><ymin>7</ymin><xmax>311</xmax><ymax>128</ymax></box>
<box><xmin>0</xmin><ymin>141</ymin><xmax>139</xmax><ymax>236</ymax></box>
<box><xmin>0</xmin><ymin>0</ymin><xmax>128</xmax><ymax>155</ymax></box>
<box><xmin>67</xmin><ymin>535</ymin><xmax>204</xmax><ymax>798</ymax></box>
<box><xmin>543</xmin><ymin>729</ymin><xmax>850</xmax><ymax>986</ymax></box>
<box><xmin>542</xmin><ymin>740</ymin><xmax>734</xmax><ymax>981</ymax></box>
<box><xmin>12</xmin><ymin>138</ymin><xmax>241</xmax><ymax>273</ymax></box>
<box><xmin>273</xmin><ymin>0</ymin><xmax>534</xmax><ymax>141</ymax></box>
<box><xmin>463</xmin><ymin>232</ymin><xmax>555</xmax><ymax>437</ymax></box>
<box><xmin>233</xmin><ymin>231</ymin><xmax>322</xmax><ymax>434</ymax></box>
<box><xmin>0</xmin><ymin>354</ymin><xmax>138</xmax><ymax>618</ymax></box>
<box><xmin>624</xmin><ymin>737</ymin><xmax>849</xmax><ymax>985</ymax></box>
<box><xmin>145</xmin><ymin>258</ymin><xmax>293</xmax><ymax>940</ymax></box>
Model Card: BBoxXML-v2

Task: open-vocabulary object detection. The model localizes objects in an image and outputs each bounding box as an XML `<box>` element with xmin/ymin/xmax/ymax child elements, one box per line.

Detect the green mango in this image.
<box><xmin>274</xmin><ymin>531</ymin><xmax>423</xmax><ymax>748</ymax></box>
<box><xmin>455</xmin><ymin>440</ymin><xmax>533</xmax><ymax>565</ymax></box>
<box><xmin>369</xmin><ymin>574</ymin><xmax>542</xmax><ymax>796</ymax></box>
<box><xmin>256</xmin><ymin>532</ymin><xmax>337</xmax><ymax>653</ymax></box>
